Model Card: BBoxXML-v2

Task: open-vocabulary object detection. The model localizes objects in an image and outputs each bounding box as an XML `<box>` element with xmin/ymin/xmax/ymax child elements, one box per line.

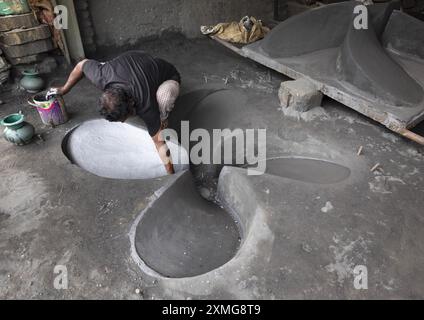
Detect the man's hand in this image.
<box><xmin>53</xmin><ymin>59</ymin><xmax>88</xmax><ymax>97</ymax></box>
<box><xmin>152</xmin><ymin>128</ymin><xmax>175</xmax><ymax>175</ymax></box>
<box><xmin>46</xmin><ymin>87</ymin><xmax>66</xmax><ymax>98</ymax></box>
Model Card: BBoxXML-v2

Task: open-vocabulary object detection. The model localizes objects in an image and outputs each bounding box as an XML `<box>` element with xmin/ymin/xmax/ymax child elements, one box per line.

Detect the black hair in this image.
<box><xmin>99</xmin><ymin>85</ymin><xmax>134</xmax><ymax>122</ymax></box>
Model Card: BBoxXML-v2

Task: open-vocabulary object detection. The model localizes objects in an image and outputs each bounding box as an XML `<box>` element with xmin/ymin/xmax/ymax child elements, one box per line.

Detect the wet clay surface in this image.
<box><xmin>134</xmin><ymin>171</ymin><xmax>241</xmax><ymax>278</ymax></box>
<box><xmin>263</xmin><ymin>157</ymin><xmax>351</xmax><ymax>184</ymax></box>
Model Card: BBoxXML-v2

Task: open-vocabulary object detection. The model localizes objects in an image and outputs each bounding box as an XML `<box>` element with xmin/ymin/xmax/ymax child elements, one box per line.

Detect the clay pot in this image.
<box><xmin>1</xmin><ymin>112</ymin><xmax>35</xmax><ymax>145</ymax></box>
<box><xmin>20</xmin><ymin>70</ymin><xmax>45</xmax><ymax>93</ymax></box>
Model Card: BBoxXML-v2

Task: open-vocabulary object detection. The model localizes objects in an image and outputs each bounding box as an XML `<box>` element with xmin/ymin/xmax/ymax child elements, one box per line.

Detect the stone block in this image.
<box><xmin>0</xmin><ymin>24</ymin><xmax>51</xmax><ymax>46</ymax></box>
<box><xmin>278</xmin><ymin>78</ymin><xmax>323</xmax><ymax>112</ymax></box>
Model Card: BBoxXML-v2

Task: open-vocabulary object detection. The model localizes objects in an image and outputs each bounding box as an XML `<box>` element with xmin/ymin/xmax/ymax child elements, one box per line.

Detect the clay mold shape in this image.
<box><xmin>130</xmin><ymin>170</ymin><xmax>241</xmax><ymax>278</ymax></box>
<box><xmin>261</xmin><ymin>157</ymin><xmax>351</xmax><ymax>184</ymax></box>
<box><xmin>62</xmin><ymin>119</ymin><xmax>189</xmax><ymax>179</ymax></box>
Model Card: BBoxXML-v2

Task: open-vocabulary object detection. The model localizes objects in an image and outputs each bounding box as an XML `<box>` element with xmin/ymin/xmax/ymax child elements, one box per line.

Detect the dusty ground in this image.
<box><xmin>0</xmin><ymin>36</ymin><xmax>423</xmax><ymax>299</ymax></box>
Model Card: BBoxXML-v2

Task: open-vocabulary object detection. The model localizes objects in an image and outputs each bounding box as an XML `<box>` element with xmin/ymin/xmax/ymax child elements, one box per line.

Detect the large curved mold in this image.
<box><xmin>244</xmin><ymin>2</ymin><xmax>424</xmax><ymax>124</ymax></box>
<box><xmin>130</xmin><ymin>170</ymin><xmax>242</xmax><ymax>279</ymax></box>
<box><xmin>169</xmin><ymin>89</ymin><xmax>253</xmax><ymax>182</ymax></box>
<box><xmin>62</xmin><ymin>119</ymin><xmax>189</xmax><ymax>180</ymax></box>
<box><xmin>130</xmin><ymin>156</ymin><xmax>353</xmax><ymax>279</ymax></box>
<box><xmin>129</xmin><ymin>88</ymin><xmax>354</xmax><ymax>279</ymax></box>
<box><xmin>338</xmin><ymin>4</ymin><xmax>424</xmax><ymax>106</ymax></box>
<box><xmin>260</xmin><ymin>2</ymin><xmax>356</xmax><ymax>58</ymax></box>
<box><xmin>260</xmin><ymin>2</ymin><xmax>400</xmax><ymax>59</ymax></box>
<box><xmin>382</xmin><ymin>10</ymin><xmax>424</xmax><ymax>60</ymax></box>
<box><xmin>132</xmin><ymin>89</ymin><xmax>247</xmax><ymax>278</ymax></box>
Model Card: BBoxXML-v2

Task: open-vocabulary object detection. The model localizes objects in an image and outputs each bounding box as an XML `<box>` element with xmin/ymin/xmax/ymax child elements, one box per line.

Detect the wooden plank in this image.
<box><xmin>210</xmin><ymin>36</ymin><xmax>246</xmax><ymax>57</ymax></box>
<box><xmin>0</xmin><ymin>12</ymin><xmax>38</xmax><ymax>32</ymax></box>
<box><xmin>7</xmin><ymin>53</ymin><xmax>47</xmax><ymax>65</ymax></box>
<box><xmin>1</xmin><ymin>38</ymin><xmax>54</xmax><ymax>58</ymax></box>
<box><xmin>0</xmin><ymin>24</ymin><xmax>51</xmax><ymax>46</ymax></box>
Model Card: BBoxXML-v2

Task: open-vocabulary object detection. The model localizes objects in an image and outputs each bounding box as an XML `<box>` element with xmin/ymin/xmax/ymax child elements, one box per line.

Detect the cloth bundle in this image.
<box><xmin>28</xmin><ymin>0</ymin><xmax>65</xmax><ymax>54</ymax></box>
<box><xmin>201</xmin><ymin>16</ymin><xmax>270</xmax><ymax>44</ymax></box>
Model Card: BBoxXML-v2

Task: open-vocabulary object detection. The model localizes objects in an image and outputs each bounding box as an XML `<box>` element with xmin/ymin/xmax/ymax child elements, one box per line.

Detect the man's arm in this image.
<box><xmin>54</xmin><ymin>59</ymin><xmax>88</xmax><ymax>95</ymax></box>
<box><xmin>152</xmin><ymin>125</ymin><xmax>175</xmax><ymax>175</ymax></box>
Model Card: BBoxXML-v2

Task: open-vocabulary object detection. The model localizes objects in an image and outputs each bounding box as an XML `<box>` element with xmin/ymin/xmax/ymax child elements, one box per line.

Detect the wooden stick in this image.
<box><xmin>399</xmin><ymin>128</ymin><xmax>424</xmax><ymax>145</ymax></box>
<box><xmin>371</xmin><ymin>163</ymin><xmax>380</xmax><ymax>172</ymax></box>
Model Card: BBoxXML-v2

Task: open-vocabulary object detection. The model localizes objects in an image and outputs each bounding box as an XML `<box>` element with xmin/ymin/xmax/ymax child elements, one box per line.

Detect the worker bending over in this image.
<box><xmin>52</xmin><ymin>51</ymin><xmax>180</xmax><ymax>174</ymax></box>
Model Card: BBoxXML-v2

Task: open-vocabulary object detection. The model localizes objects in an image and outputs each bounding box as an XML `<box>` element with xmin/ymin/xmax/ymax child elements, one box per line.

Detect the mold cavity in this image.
<box><xmin>63</xmin><ymin>119</ymin><xmax>189</xmax><ymax>179</ymax></box>
<box><xmin>133</xmin><ymin>171</ymin><xmax>241</xmax><ymax>278</ymax></box>
<box><xmin>261</xmin><ymin>157</ymin><xmax>351</xmax><ymax>184</ymax></box>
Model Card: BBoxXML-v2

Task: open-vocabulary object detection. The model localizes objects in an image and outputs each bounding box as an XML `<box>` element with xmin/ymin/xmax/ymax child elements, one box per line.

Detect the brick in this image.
<box><xmin>278</xmin><ymin>78</ymin><xmax>323</xmax><ymax>112</ymax></box>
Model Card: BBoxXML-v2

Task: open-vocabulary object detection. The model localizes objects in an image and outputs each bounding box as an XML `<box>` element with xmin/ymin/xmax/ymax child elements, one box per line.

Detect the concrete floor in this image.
<box><xmin>0</xmin><ymin>36</ymin><xmax>423</xmax><ymax>299</ymax></box>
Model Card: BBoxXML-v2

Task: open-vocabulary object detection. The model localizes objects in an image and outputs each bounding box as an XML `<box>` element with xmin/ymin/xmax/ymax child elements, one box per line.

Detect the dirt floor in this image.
<box><xmin>0</xmin><ymin>36</ymin><xmax>423</xmax><ymax>299</ymax></box>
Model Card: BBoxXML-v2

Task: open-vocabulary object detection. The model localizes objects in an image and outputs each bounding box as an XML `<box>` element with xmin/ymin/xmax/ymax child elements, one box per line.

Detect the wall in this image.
<box><xmin>87</xmin><ymin>0</ymin><xmax>273</xmax><ymax>47</ymax></box>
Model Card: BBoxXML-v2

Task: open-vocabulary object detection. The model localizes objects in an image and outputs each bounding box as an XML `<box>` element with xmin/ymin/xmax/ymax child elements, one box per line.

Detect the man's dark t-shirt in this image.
<box><xmin>82</xmin><ymin>51</ymin><xmax>180</xmax><ymax>136</ymax></box>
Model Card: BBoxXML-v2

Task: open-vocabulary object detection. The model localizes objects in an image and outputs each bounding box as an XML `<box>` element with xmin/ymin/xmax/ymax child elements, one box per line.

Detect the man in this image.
<box><xmin>52</xmin><ymin>51</ymin><xmax>180</xmax><ymax>174</ymax></box>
